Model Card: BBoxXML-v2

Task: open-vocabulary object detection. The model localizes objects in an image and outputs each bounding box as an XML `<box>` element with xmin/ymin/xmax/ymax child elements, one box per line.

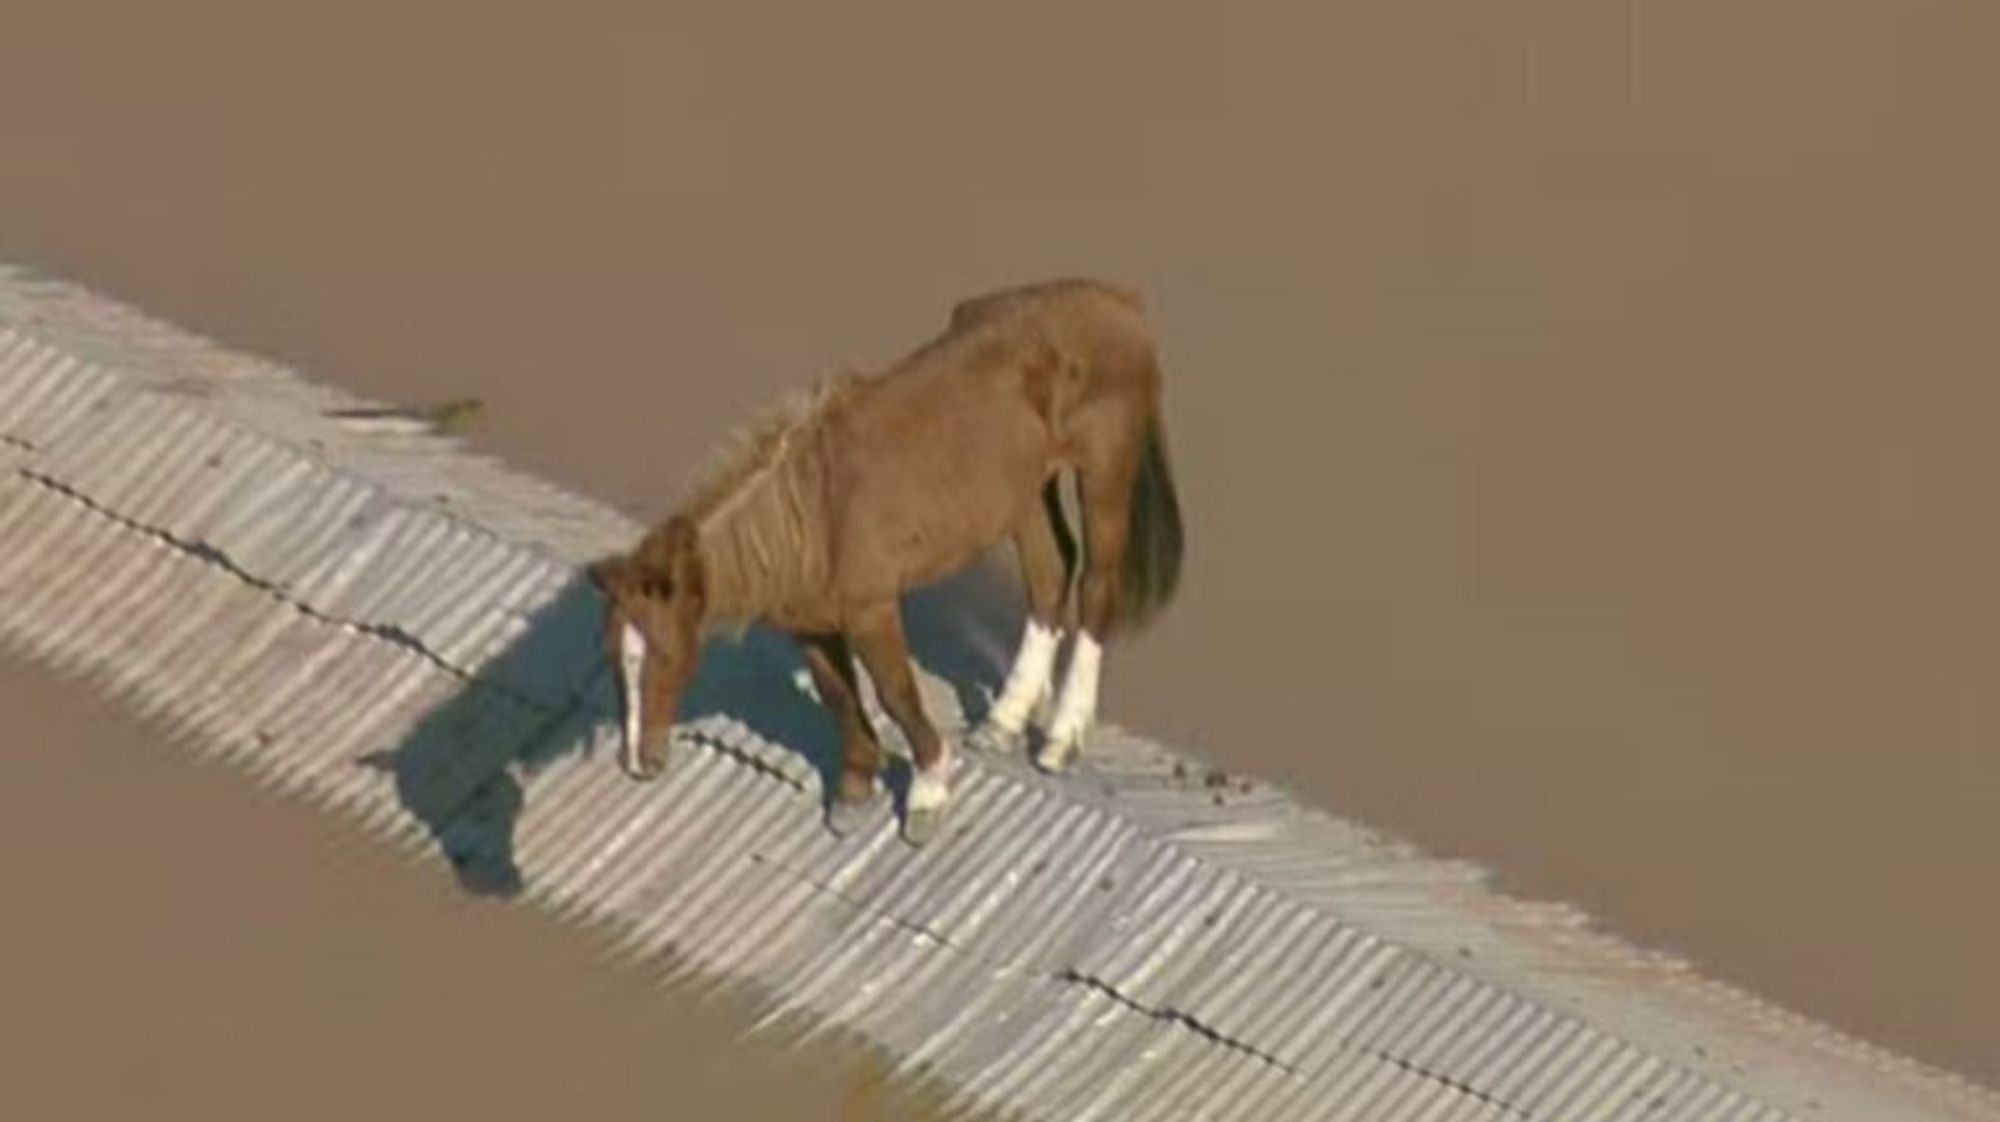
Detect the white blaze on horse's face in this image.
<box><xmin>618</xmin><ymin>620</ymin><xmax>648</xmax><ymax>777</ymax></box>
<box><xmin>601</xmin><ymin>582</ymin><xmax>701</xmax><ymax>780</ymax></box>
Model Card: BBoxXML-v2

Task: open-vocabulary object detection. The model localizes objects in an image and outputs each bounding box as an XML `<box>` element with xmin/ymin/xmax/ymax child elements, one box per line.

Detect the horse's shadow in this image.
<box><xmin>358</xmin><ymin>553</ymin><xmax>1026</xmax><ymax>898</ymax></box>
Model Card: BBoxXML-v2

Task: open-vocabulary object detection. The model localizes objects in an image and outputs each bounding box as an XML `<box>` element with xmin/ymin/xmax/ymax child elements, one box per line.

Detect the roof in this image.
<box><xmin>2</xmin><ymin>263</ymin><xmax>1993</xmax><ymax>1122</ymax></box>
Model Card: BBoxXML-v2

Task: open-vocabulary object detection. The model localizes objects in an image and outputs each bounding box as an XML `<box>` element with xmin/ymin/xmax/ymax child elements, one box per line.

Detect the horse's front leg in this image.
<box><xmin>847</xmin><ymin>601</ymin><xmax>957</xmax><ymax>847</ymax></box>
<box><xmin>799</xmin><ymin>632</ymin><xmax>889</xmax><ymax>837</ymax></box>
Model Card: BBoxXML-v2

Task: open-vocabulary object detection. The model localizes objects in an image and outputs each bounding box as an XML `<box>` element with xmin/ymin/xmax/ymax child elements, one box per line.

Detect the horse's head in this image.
<box><xmin>587</xmin><ymin>516</ymin><xmax>706</xmax><ymax>780</ymax></box>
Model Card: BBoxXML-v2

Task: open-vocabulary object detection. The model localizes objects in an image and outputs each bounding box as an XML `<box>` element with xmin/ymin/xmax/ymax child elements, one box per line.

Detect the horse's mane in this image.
<box><xmin>681</xmin><ymin>376</ymin><xmax>836</xmax><ymax>524</ymax></box>
<box><xmin>677</xmin><ymin>369</ymin><xmax>865</xmax><ymax>625</ymax></box>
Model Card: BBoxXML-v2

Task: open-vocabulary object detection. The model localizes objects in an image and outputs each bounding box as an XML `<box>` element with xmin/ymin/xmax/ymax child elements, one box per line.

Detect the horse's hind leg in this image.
<box><xmin>800</xmin><ymin>632</ymin><xmax>889</xmax><ymax>837</ymax></box>
<box><xmin>848</xmin><ymin>600</ymin><xmax>957</xmax><ymax>847</ymax></box>
<box><xmin>1037</xmin><ymin>430</ymin><xmax>1140</xmax><ymax>773</ymax></box>
<box><xmin>971</xmin><ymin>479</ymin><xmax>1075</xmax><ymax>757</ymax></box>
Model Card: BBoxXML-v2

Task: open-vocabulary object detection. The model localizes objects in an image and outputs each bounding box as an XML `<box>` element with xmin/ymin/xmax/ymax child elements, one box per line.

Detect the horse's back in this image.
<box><xmin>816</xmin><ymin>279</ymin><xmax>1165</xmax><ymax>599</ymax></box>
<box><xmin>948</xmin><ymin>278</ymin><xmax>1147</xmax><ymax>334</ymax></box>
<box><xmin>855</xmin><ymin>275</ymin><xmax>1160</xmax><ymax>450</ymax></box>
<box><xmin>950</xmin><ymin>279</ymin><xmax>1158</xmax><ymax>392</ymax></box>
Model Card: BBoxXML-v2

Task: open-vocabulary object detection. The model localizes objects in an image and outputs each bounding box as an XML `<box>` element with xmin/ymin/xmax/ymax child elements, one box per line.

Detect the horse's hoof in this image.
<box><xmin>620</xmin><ymin>745</ymin><xmax>671</xmax><ymax>782</ymax></box>
<box><xmin>900</xmin><ymin>761</ymin><xmax>955</xmax><ymax>847</ymax></box>
<box><xmin>825</xmin><ymin>787</ymin><xmax>886</xmax><ymax>838</ymax></box>
<box><xmin>1033</xmin><ymin>738</ymin><xmax>1080</xmax><ymax>774</ymax></box>
<box><xmin>901</xmin><ymin>801</ymin><xmax>949</xmax><ymax>847</ymax></box>
<box><xmin>967</xmin><ymin>721</ymin><xmax>1026</xmax><ymax>757</ymax></box>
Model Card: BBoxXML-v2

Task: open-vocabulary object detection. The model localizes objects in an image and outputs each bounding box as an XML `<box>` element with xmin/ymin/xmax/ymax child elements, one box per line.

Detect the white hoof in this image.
<box><xmin>903</xmin><ymin>801</ymin><xmax>948</xmax><ymax>847</ymax></box>
<box><xmin>825</xmin><ymin>781</ymin><xmax>887</xmax><ymax>838</ymax></box>
<box><xmin>1033</xmin><ymin>735</ymin><xmax>1081</xmax><ymax>774</ymax></box>
<box><xmin>902</xmin><ymin>757</ymin><xmax>956</xmax><ymax>846</ymax></box>
<box><xmin>967</xmin><ymin>721</ymin><xmax>1027</xmax><ymax>757</ymax></box>
<box><xmin>620</xmin><ymin>734</ymin><xmax>673</xmax><ymax>781</ymax></box>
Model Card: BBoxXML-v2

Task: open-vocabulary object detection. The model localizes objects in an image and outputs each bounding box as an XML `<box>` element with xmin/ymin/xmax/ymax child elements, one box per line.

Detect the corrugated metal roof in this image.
<box><xmin>1</xmin><ymin>262</ymin><xmax>1994</xmax><ymax>1122</ymax></box>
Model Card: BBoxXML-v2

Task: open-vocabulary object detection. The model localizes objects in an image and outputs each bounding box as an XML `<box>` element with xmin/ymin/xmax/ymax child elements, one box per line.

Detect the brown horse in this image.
<box><xmin>587</xmin><ymin>278</ymin><xmax>1183</xmax><ymax>846</ymax></box>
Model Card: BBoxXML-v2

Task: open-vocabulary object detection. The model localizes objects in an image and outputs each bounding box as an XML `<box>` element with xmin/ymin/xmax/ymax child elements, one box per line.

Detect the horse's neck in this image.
<box><xmin>692</xmin><ymin>446</ymin><xmax>820</xmax><ymax>626</ymax></box>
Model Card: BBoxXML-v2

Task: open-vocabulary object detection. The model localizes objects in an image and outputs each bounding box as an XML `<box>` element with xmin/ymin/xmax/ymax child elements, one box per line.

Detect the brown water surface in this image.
<box><xmin>0</xmin><ymin>656</ymin><xmax>953</xmax><ymax>1120</ymax></box>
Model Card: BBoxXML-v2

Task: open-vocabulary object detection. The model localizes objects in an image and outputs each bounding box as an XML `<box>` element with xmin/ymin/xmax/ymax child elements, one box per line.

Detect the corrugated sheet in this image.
<box><xmin>1</xmin><ymin>262</ymin><xmax>1995</xmax><ymax>1122</ymax></box>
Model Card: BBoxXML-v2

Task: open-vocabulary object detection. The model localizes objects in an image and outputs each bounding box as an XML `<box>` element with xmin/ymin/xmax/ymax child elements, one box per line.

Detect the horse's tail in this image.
<box><xmin>1117</xmin><ymin>405</ymin><xmax>1185</xmax><ymax>633</ymax></box>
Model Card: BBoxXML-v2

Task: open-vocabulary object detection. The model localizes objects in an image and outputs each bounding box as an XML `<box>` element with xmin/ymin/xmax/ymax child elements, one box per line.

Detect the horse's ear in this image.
<box><xmin>632</xmin><ymin>517</ymin><xmax>695</xmax><ymax>572</ymax></box>
<box><xmin>648</xmin><ymin>517</ymin><xmax>700</xmax><ymax>584</ymax></box>
<box><xmin>611</xmin><ymin>517</ymin><xmax>701</xmax><ymax>604</ymax></box>
<box><xmin>587</xmin><ymin>555</ymin><xmax>633</xmax><ymax>598</ymax></box>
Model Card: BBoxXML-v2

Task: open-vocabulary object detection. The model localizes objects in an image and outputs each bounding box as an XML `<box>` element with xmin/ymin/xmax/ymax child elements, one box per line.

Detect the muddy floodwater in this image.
<box><xmin>0</xmin><ymin>657</ymin><xmax>960</xmax><ymax>1121</ymax></box>
<box><xmin>3</xmin><ymin>0</ymin><xmax>1996</xmax><ymax>1099</ymax></box>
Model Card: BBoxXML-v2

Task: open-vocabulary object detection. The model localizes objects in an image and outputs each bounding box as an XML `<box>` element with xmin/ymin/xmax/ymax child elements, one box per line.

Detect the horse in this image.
<box><xmin>586</xmin><ymin>277</ymin><xmax>1184</xmax><ymax>846</ymax></box>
